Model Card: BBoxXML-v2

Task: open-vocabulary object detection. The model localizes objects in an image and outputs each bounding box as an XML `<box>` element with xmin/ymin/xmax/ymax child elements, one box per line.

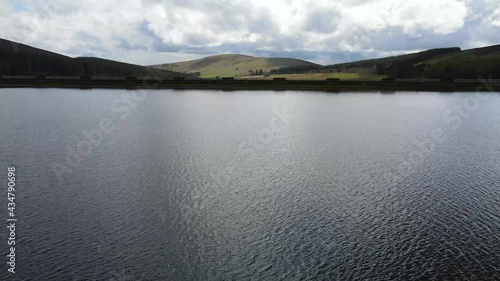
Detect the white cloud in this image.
<box><xmin>343</xmin><ymin>0</ymin><xmax>468</xmax><ymax>34</ymax></box>
<box><xmin>486</xmin><ymin>8</ymin><xmax>500</xmax><ymax>26</ymax></box>
<box><xmin>0</xmin><ymin>0</ymin><xmax>496</xmax><ymax>65</ymax></box>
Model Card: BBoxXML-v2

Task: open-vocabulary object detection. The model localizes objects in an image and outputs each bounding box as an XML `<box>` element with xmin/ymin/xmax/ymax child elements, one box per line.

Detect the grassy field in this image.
<box><xmin>237</xmin><ymin>72</ymin><xmax>387</xmax><ymax>80</ymax></box>
<box><xmin>152</xmin><ymin>54</ymin><xmax>319</xmax><ymax>78</ymax></box>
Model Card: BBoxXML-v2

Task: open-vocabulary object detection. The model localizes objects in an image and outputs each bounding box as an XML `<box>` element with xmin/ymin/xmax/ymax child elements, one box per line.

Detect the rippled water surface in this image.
<box><xmin>1</xmin><ymin>89</ymin><xmax>499</xmax><ymax>280</ymax></box>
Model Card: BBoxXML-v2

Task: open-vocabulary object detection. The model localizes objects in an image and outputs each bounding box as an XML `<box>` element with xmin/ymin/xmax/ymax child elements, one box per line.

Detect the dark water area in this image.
<box><xmin>0</xmin><ymin>89</ymin><xmax>499</xmax><ymax>280</ymax></box>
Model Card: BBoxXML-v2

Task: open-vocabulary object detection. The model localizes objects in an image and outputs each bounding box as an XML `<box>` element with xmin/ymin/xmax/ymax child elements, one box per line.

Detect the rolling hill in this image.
<box><xmin>420</xmin><ymin>44</ymin><xmax>500</xmax><ymax>79</ymax></box>
<box><xmin>0</xmin><ymin>38</ymin><xmax>186</xmax><ymax>77</ymax></box>
<box><xmin>271</xmin><ymin>44</ymin><xmax>500</xmax><ymax>79</ymax></box>
<box><xmin>3</xmin><ymin>37</ymin><xmax>499</xmax><ymax>80</ymax></box>
<box><xmin>151</xmin><ymin>54</ymin><xmax>319</xmax><ymax>78</ymax></box>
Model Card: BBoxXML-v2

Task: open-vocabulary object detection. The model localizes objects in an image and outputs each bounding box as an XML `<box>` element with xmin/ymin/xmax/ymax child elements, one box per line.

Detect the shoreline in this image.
<box><xmin>0</xmin><ymin>78</ymin><xmax>498</xmax><ymax>92</ymax></box>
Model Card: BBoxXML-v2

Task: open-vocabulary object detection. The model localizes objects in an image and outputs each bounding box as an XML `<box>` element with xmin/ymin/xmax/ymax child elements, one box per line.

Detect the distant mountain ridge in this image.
<box><xmin>2</xmin><ymin>37</ymin><xmax>499</xmax><ymax>80</ymax></box>
<box><xmin>0</xmin><ymin>38</ymin><xmax>186</xmax><ymax>77</ymax></box>
<box><xmin>151</xmin><ymin>54</ymin><xmax>319</xmax><ymax>78</ymax></box>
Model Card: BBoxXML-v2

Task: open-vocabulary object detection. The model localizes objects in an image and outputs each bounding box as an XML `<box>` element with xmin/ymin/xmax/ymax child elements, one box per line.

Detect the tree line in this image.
<box><xmin>248</xmin><ymin>69</ymin><xmax>264</xmax><ymax>76</ymax></box>
<box><xmin>268</xmin><ymin>47</ymin><xmax>500</xmax><ymax>79</ymax></box>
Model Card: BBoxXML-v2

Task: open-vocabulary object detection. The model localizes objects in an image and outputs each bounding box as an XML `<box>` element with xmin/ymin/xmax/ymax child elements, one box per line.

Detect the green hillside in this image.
<box><xmin>0</xmin><ymin>38</ymin><xmax>186</xmax><ymax>77</ymax></box>
<box><xmin>271</xmin><ymin>45</ymin><xmax>500</xmax><ymax>79</ymax></box>
<box><xmin>421</xmin><ymin>44</ymin><xmax>500</xmax><ymax>79</ymax></box>
<box><xmin>152</xmin><ymin>54</ymin><xmax>319</xmax><ymax>78</ymax></box>
<box><xmin>3</xmin><ymin>37</ymin><xmax>499</xmax><ymax>80</ymax></box>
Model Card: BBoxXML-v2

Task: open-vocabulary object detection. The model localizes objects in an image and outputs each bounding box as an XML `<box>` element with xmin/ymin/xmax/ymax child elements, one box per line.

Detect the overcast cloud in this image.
<box><xmin>1</xmin><ymin>0</ymin><xmax>499</xmax><ymax>65</ymax></box>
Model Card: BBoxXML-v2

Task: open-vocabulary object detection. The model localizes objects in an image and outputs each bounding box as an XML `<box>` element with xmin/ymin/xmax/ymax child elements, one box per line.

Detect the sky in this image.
<box><xmin>1</xmin><ymin>0</ymin><xmax>499</xmax><ymax>65</ymax></box>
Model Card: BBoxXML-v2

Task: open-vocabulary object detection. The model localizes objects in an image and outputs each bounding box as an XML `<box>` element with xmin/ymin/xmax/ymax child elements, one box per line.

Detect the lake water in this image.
<box><xmin>0</xmin><ymin>89</ymin><xmax>499</xmax><ymax>280</ymax></box>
